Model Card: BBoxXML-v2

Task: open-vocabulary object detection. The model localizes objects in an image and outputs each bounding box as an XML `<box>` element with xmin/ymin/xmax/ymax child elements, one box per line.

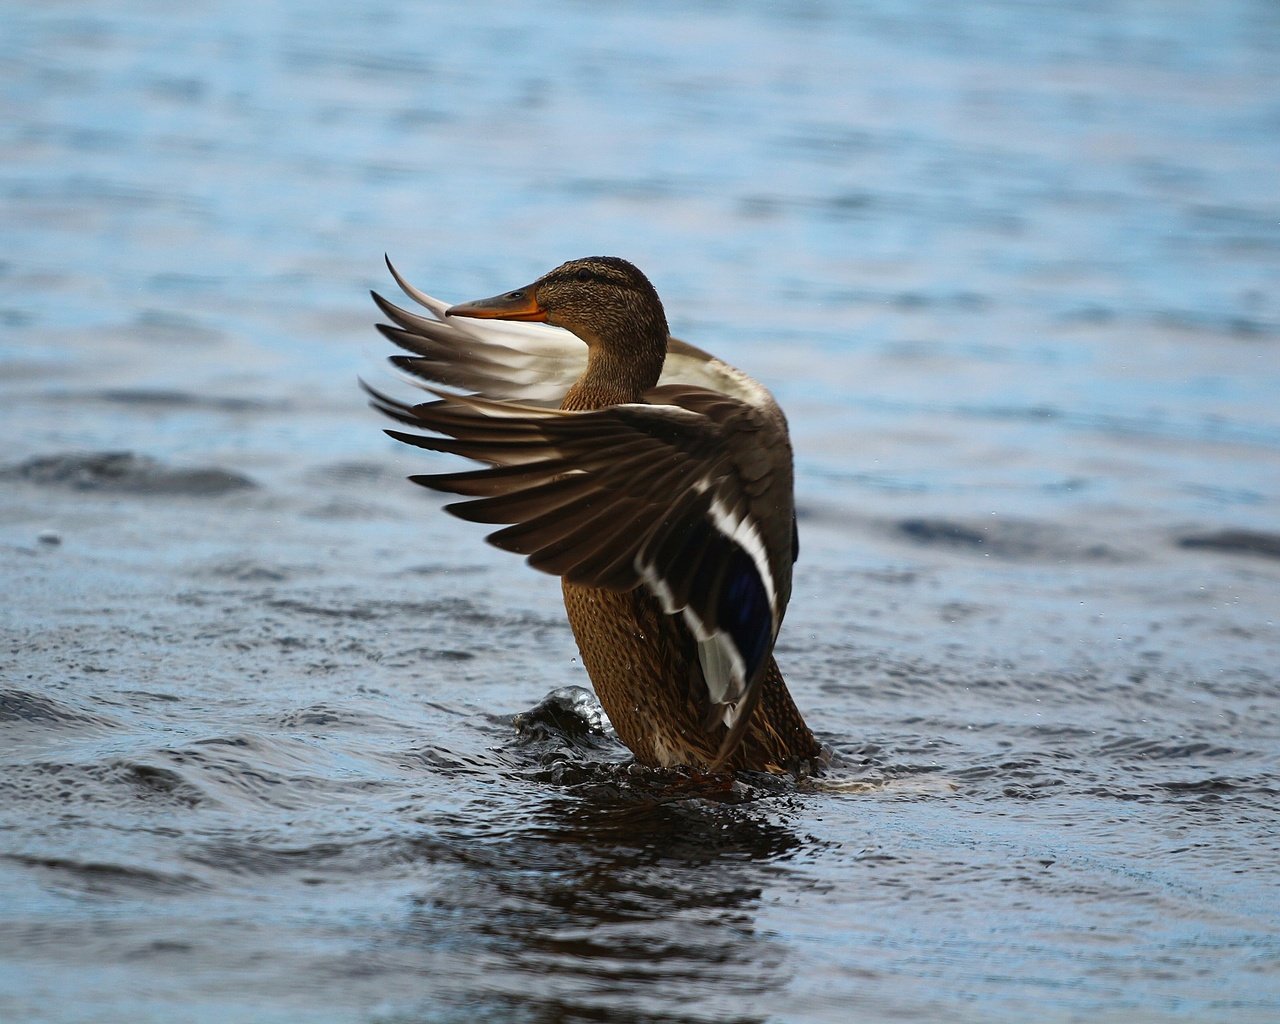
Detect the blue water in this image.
<box><xmin>2</xmin><ymin>2</ymin><xmax>1279</xmax><ymax>1022</ymax></box>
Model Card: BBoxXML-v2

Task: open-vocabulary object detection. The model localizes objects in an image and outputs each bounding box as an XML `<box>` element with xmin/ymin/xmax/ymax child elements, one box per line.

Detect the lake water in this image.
<box><xmin>2</xmin><ymin>1</ymin><xmax>1279</xmax><ymax>1021</ymax></box>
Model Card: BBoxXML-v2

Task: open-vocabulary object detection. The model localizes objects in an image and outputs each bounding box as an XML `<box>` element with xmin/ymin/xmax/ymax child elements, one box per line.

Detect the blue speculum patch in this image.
<box><xmin>719</xmin><ymin>545</ymin><xmax>771</xmax><ymax>682</ymax></box>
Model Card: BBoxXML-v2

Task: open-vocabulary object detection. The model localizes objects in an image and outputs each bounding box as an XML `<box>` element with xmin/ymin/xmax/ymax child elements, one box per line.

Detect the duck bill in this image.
<box><xmin>446</xmin><ymin>287</ymin><xmax>546</xmax><ymax>322</ymax></box>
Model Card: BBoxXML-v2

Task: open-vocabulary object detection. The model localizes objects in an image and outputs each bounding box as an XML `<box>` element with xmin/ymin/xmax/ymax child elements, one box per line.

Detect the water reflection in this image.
<box><xmin>403</xmin><ymin>788</ymin><xmax>804</xmax><ymax>1023</ymax></box>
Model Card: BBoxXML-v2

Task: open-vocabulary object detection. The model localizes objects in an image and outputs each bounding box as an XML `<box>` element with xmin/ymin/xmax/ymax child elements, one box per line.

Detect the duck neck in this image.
<box><xmin>561</xmin><ymin>323</ymin><xmax>667</xmax><ymax>412</ymax></box>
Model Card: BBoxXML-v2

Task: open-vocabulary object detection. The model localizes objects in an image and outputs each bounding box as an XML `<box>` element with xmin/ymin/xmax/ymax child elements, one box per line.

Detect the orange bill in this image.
<box><xmin>446</xmin><ymin>286</ymin><xmax>545</xmax><ymax>322</ymax></box>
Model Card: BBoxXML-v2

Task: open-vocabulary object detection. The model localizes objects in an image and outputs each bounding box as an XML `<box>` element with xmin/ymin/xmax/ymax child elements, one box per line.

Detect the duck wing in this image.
<box><xmin>364</xmin><ymin>379</ymin><xmax>796</xmax><ymax>750</ymax></box>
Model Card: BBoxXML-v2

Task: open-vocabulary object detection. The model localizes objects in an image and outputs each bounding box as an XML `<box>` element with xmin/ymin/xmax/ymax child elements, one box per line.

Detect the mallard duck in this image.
<box><xmin>366</xmin><ymin>256</ymin><xmax>822</xmax><ymax>774</ymax></box>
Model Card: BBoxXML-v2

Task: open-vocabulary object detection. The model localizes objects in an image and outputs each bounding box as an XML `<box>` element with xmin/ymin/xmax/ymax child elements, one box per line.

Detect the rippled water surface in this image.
<box><xmin>2</xmin><ymin>1</ymin><xmax>1279</xmax><ymax>1022</ymax></box>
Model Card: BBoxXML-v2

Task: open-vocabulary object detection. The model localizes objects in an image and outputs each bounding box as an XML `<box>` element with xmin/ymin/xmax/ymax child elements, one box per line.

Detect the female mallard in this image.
<box><xmin>366</xmin><ymin>256</ymin><xmax>822</xmax><ymax>774</ymax></box>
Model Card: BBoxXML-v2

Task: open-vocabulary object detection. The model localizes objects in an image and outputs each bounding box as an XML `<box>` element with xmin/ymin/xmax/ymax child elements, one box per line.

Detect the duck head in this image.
<box><xmin>447</xmin><ymin>257</ymin><xmax>670</xmax><ymax>395</ymax></box>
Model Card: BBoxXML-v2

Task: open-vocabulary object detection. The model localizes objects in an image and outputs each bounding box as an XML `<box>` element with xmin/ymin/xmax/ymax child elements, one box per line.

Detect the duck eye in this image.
<box><xmin>575</xmin><ymin>268</ymin><xmax>592</xmax><ymax>283</ymax></box>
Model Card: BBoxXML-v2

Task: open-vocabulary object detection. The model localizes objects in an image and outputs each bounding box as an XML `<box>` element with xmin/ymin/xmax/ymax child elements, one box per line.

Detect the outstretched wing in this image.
<box><xmin>364</xmin><ymin>380</ymin><xmax>796</xmax><ymax>737</ymax></box>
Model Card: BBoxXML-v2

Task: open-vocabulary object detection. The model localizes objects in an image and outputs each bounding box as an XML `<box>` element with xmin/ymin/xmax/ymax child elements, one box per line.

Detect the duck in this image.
<box><xmin>365</xmin><ymin>256</ymin><xmax>823</xmax><ymax>774</ymax></box>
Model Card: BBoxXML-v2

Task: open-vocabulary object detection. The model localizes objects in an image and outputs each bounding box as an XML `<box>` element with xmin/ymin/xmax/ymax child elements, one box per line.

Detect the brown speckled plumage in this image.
<box><xmin>562</xmin><ymin>581</ymin><xmax>819</xmax><ymax>771</ymax></box>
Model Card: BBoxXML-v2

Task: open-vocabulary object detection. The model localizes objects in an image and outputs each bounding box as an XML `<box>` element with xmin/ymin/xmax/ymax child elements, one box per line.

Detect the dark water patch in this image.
<box><xmin>124</xmin><ymin>309</ymin><xmax>226</xmax><ymax>346</ymax></box>
<box><xmin>1084</xmin><ymin>778</ymin><xmax>1280</xmax><ymax>810</ymax></box>
<box><xmin>144</xmin><ymin>74</ymin><xmax>206</xmax><ymax>104</ymax></box>
<box><xmin>1154</xmin><ymin>776</ymin><xmax>1273</xmax><ymax>798</ymax></box>
<box><xmin>118</xmin><ymin>690</ymin><xmax>182</xmax><ymax>704</ymax></box>
<box><xmin>523</xmin><ymin>752</ymin><xmax>817</xmax><ymax>811</ymax></box>
<box><xmin>283</xmin><ymin>43</ymin><xmax>437</xmax><ymax>80</ymax></box>
<box><xmin>483</xmin><ymin>790</ymin><xmax>805</xmax><ymax>875</ymax></box>
<box><xmin>2</xmin><ymin>759</ymin><xmax>204</xmax><ymax>810</ymax></box>
<box><xmin>808</xmin><ymin>288</ymin><xmax>988</xmax><ymax>316</ymax></box>
<box><xmin>401</xmin><ymin>561</ymin><xmax>489</xmax><ymax>577</ymax></box>
<box><xmin>1154</xmin><ymin>307</ymin><xmax>1280</xmax><ymax>340</ymax></box>
<box><xmin>300</xmin><ymin>498</ymin><xmax>397</xmax><ymax>520</ymax></box>
<box><xmin>264</xmin><ymin>597</ymin><xmax>382</xmax><ymax>622</ymax></box>
<box><xmin>417</xmin><ymin>647</ymin><xmax>475</xmax><ymax>661</ymax></box>
<box><xmin>201</xmin><ymin>559</ymin><xmax>293</xmax><ymax>583</ymax></box>
<box><xmin>119</xmin><ymin>937</ymin><xmax>198</xmax><ymax>960</ymax></box>
<box><xmin>379</xmin><ymin>796</ymin><xmax>807</xmax><ymax>1023</ymax></box>
<box><xmin>802</xmin><ymin>468</ymin><xmax>920</xmax><ymax>496</ymax></box>
<box><xmin>0</xmin><ymin>688</ymin><xmax>115</xmax><ymax>728</ymax></box>
<box><xmin>259</xmin><ymin>593</ymin><xmax>558</xmax><ymax>638</ymax></box>
<box><xmin>893</xmin><ymin>516</ymin><xmax>1126</xmax><ymax>562</ymax></box>
<box><xmin>161</xmin><ymin>737</ymin><xmax>346</xmax><ymax>812</ymax></box>
<box><xmin>1095</xmin><ymin>735</ymin><xmax>1245</xmax><ymax>762</ymax></box>
<box><xmin>395</xmin><ymin>744</ymin><xmax>514</xmax><ymax>780</ymax></box>
<box><xmin>861</xmin><ymin>567</ymin><xmax>920</xmax><ymax>585</ymax></box>
<box><xmin>0</xmin><ymin>451</ymin><xmax>255</xmax><ymax>495</ymax></box>
<box><xmin>1181</xmin><ymin>202</ymin><xmax>1280</xmax><ymax>263</ymax></box>
<box><xmin>739</xmin><ymin>189</ymin><xmax>891</xmax><ymax>223</ymax></box>
<box><xmin>1178</xmin><ymin>528</ymin><xmax>1280</xmax><ymax>560</ymax></box>
<box><xmin>1178</xmin><ymin>667</ymin><xmax>1277</xmax><ymax>704</ymax></box>
<box><xmin>809</xmin><ymin>653</ymin><xmax>949</xmax><ymax>699</ymax></box>
<box><xmin>900</xmin><ymin>517</ymin><xmax>1001</xmax><ymax>549</ymax></box>
<box><xmin>775</xmin><ymin>124</ymin><xmax>880</xmax><ymax>163</ymax></box>
<box><xmin>889</xmin><ymin>288</ymin><xmax>990</xmax><ymax>312</ymax></box>
<box><xmin>954</xmin><ymin>402</ymin><xmax>1064</xmax><ymax>423</ymax></box>
<box><xmin>274</xmin><ymin>705</ymin><xmax>344</xmax><ymax>729</ymax></box>
<box><xmin>864</xmin><ymin>395</ymin><xmax>1280</xmax><ymax>451</ymax></box>
<box><xmin>0</xmin><ymin>358</ymin><xmax>60</xmax><ymax>389</ymax></box>
<box><xmin>740</xmin><ymin>187</ymin><xmax>1024</xmax><ymax>233</ymax></box>
<box><xmin>4</xmin><ymin>762</ymin><xmax>120</xmax><ymax>808</ymax></box>
<box><xmin>1075</xmin><ymin>406</ymin><xmax>1280</xmax><ymax>449</ymax></box>
<box><xmin>270</xmin><ymin>703</ymin><xmax>404</xmax><ymax>732</ymax></box>
<box><xmin>376</xmin><ymin>644</ymin><xmax>485</xmax><ymax>670</ymax></box>
<box><xmin>948</xmin><ymin>730</ymin><xmax>1280</xmax><ymax>808</ymax></box>
<box><xmin>108</xmin><ymin>761</ymin><xmax>205</xmax><ymax>807</ymax></box>
<box><xmin>389</xmin><ymin>105</ymin><xmax>451</xmax><ymax>132</ymax></box>
<box><xmin>147</xmin><ymin>271</ymin><xmax>225</xmax><ymax>292</ymax></box>
<box><xmin>261</xmin><ymin>594</ymin><xmax>533</xmax><ymax>629</ymax></box>
<box><xmin>952</xmin><ymin>746</ymin><xmax>1093</xmax><ymax>797</ymax></box>
<box><xmin>22</xmin><ymin>121</ymin><xmax>131</xmax><ymax>154</ymax></box>
<box><xmin>303</xmin><ymin>459</ymin><xmax>399</xmax><ymax>486</ymax></box>
<box><xmin>3</xmin><ymin>853</ymin><xmax>208</xmax><ymax>896</ymax></box>
<box><xmin>183</xmin><ymin>833</ymin><xmax>432</xmax><ymax>881</ymax></box>
<box><xmin>8</xmin><ymin>175</ymin><xmax>180</xmax><ymax>212</ymax></box>
<box><xmin>1182</xmin><ymin>483</ymin><xmax>1267</xmax><ymax>509</ymax></box>
<box><xmin>1056</xmin><ymin>303</ymin><xmax>1119</xmax><ymax>326</ymax></box>
<box><xmin>561</xmin><ymin>176</ymin><xmax>689</xmax><ymax>202</ymax></box>
<box><xmin>85</xmin><ymin>388</ymin><xmax>290</xmax><ymax>413</ymax></box>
